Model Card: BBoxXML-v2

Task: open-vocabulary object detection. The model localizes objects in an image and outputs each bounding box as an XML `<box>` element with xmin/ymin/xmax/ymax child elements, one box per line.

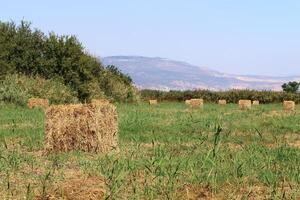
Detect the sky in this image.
<box><xmin>1</xmin><ymin>0</ymin><xmax>300</xmax><ymax>76</ymax></box>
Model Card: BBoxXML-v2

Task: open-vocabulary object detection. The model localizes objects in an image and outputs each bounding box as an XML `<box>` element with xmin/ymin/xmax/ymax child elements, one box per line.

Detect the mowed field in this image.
<box><xmin>0</xmin><ymin>103</ymin><xmax>300</xmax><ymax>199</ymax></box>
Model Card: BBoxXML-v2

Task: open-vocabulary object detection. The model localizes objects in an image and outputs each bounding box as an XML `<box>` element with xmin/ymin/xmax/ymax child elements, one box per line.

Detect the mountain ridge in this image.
<box><xmin>102</xmin><ymin>56</ymin><xmax>300</xmax><ymax>91</ymax></box>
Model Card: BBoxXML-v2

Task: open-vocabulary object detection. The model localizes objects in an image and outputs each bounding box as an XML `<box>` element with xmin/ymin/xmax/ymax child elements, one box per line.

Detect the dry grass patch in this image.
<box><xmin>179</xmin><ymin>184</ymin><xmax>213</xmax><ymax>200</ymax></box>
<box><xmin>262</xmin><ymin>110</ymin><xmax>284</xmax><ymax>117</ymax></box>
<box><xmin>51</xmin><ymin>172</ymin><xmax>105</xmax><ymax>200</ymax></box>
<box><xmin>27</xmin><ymin>98</ymin><xmax>49</xmax><ymax>109</ymax></box>
<box><xmin>44</xmin><ymin>103</ymin><xmax>119</xmax><ymax>154</ymax></box>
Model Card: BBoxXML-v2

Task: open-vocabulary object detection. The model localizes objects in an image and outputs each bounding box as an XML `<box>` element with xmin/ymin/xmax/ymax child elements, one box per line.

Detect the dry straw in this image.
<box><xmin>149</xmin><ymin>100</ymin><xmax>158</xmax><ymax>105</ymax></box>
<box><xmin>27</xmin><ymin>98</ymin><xmax>49</xmax><ymax>109</ymax></box>
<box><xmin>218</xmin><ymin>100</ymin><xmax>227</xmax><ymax>105</ymax></box>
<box><xmin>238</xmin><ymin>100</ymin><xmax>252</xmax><ymax>110</ymax></box>
<box><xmin>44</xmin><ymin>103</ymin><xmax>119</xmax><ymax>154</ymax></box>
<box><xmin>190</xmin><ymin>98</ymin><xmax>203</xmax><ymax>108</ymax></box>
<box><xmin>252</xmin><ymin>100</ymin><xmax>260</xmax><ymax>106</ymax></box>
<box><xmin>185</xmin><ymin>100</ymin><xmax>191</xmax><ymax>105</ymax></box>
<box><xmin>283</xmin><ymin>101</ymin><xmax>295</xmax><ymax>111</ymax></box>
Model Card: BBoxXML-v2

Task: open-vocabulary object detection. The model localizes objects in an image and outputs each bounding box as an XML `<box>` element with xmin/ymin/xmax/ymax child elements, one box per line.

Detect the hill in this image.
<box><xmin>102</xmin><ymin>56</ymin><xmax>300</xmax><ymax>91</ymax></box>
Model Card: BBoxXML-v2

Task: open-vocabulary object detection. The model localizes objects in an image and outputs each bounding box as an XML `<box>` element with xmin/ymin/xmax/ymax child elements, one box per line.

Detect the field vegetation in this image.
<box><xmin>1</xmin><ymin>19</ymin><xmax>300</xmax><ymax>200</ymax></box>
<box><xmin>141</xmin><ymin>89</ymin><xmax>300</xmax><ymax>104</ymax></box>
<box><xmin>0</xmin><ymin>103</ymin><xmax>300</xmax><ymax>199</ymax></box>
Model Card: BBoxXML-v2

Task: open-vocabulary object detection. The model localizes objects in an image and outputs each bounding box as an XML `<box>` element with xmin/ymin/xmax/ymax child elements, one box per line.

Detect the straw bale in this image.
<box><xmin>218</xmin><ymin>100</ymin><xmax>227</xmax><ymax>105</ymax></box>
<box><xmin>252</xmin><ymin>100</ymin><xmax>260</xmax><ymax>106</ymax></box>
<box><xmin>185</xmin><ymin>100</ymin><xmax>191</xmax><ymax>105</ymax></box>
<box><xmin>238</xmin><ymin>100</ymin><xmax>251</xmax><ymax>110</ymax></box>
<box><xmin>190</xmin><ymin>99</ymin><xmax>203</xmax><ymax>108</ymax></box>
<box><xmin>149</xmin><ymin>100</ymin><xmax>158</xmax><ymax>105</ymax></box>
<box><xmin>44</xmin><ymin>103</ymin><xmax>119</xmax><ymax>154</ymax></box>
<box><xmin>27</xmin><ymin>98</ymin><xmax>49</xmax><ymax>109</ymax></box>
<box><xmin>283</xmin><ymin>101</ymin><xmax>295</xmax><ymax>111</ymax></box>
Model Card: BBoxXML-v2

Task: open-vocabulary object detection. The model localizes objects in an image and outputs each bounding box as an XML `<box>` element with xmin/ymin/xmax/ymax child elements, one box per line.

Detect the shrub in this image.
<box><xmin>0</xmin><ymin>20</ymin><xmax>140</xmax><ymax>103</ymax></box>
<box><xmin>0</xmin><ymin>74</ymin><xmax>78</xmax><ymax>106</ymax></box>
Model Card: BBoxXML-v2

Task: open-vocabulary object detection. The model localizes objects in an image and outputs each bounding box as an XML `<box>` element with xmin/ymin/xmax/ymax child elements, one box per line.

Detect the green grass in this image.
<box><xmin>1</xmin><ymin>102</ymin><xmax>300</xmax><ymax>199</ymax></box>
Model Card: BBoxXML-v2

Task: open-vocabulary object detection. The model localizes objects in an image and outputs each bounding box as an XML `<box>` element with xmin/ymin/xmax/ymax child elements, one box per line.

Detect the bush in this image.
<box><xmin>0</xmin><ymin>74</ymin><xmax>78</xmax><ymax>106</ymax></box>
<box><xmin>0</xmin><ymin>20</ymin><xmax>140</xmax><ymax>103</ymax></box>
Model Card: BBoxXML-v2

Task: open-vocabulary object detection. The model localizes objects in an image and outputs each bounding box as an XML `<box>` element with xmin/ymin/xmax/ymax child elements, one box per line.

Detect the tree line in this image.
<box><xmin>141</xmin><ymin>89</ymin><xmax>300</xmax><ymax>103</ymax></box>
<box><xmin>0</xmin><ymin>20</ymin><xmax>138</xmax><ymax>103</ymax></box>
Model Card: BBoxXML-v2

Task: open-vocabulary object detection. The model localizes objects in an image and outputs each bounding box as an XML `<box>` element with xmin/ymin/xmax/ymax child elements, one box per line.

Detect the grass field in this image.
<box><xmin>0</xmin><ymin>102</ymin><xmax>300</xmax><ymax>199</ymax></box>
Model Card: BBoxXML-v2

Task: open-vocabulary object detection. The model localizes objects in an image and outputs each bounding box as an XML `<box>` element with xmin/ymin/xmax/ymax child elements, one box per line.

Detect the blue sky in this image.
<box><xmin>1</xmin><ymin>0</ymin><xmax>300</xmax><ymax>76</ymax></box>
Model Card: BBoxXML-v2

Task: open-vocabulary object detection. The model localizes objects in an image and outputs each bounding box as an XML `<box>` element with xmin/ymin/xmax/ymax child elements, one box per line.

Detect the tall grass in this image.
<box><xmin>0</xmin><ymin>102</ymin><xmax>300</xmax><ymax>199</ymax></box>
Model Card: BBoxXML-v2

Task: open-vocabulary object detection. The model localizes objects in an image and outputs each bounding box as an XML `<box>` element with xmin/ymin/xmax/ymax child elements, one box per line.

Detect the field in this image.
<box><xmin>0</xmin><ymin>102</ymin><xmax>300</xmax><ymax>199</ymax></box>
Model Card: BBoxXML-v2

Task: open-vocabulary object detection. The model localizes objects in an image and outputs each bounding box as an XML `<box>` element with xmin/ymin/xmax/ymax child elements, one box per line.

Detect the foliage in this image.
<box><xmin>282</xmin><ymin>81</ymin><xmax>300</xmax><ymax>93</ymax></box>
<box><xmin>0</xmin><ymin>74</ymin><xmax>78</xmax><ymax>105</ymax></box>
<box><xmin>0</xmin><ymin>20</ymin><xmax>138</xmax><ymax>102</ymax></box>
<box><xmin>100</xmin><ymin>65</ymin><xmax>139</xmax><ymax>102</ymax></box>
<box><xmin>141</xmin><ymin>89</ymin><xmax>300</xmax><ymax>103</ymax></box>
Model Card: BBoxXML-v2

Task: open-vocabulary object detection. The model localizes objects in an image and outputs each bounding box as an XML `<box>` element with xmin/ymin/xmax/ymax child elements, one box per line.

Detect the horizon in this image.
<box><xmin>1</xmin><ymin>1</ymin><xmax>300</xmax><ymax>76</ymax></box>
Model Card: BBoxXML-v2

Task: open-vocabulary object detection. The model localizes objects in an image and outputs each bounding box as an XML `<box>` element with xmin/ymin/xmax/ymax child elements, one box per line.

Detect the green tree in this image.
<box><xmin>0</xmin><ymin>20</ymin><xmax>139</xmax><ymax>103</ymax></box>
<box><xmin>282</xmin><ymin>81</ymin><xmax>300</xmax><ymax>93</ymax></box>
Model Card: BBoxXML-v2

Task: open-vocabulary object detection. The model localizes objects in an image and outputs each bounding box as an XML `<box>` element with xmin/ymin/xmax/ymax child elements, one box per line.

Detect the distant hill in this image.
<box><xmin>102</xmin><ymin>56</ymin><xmax>300</xmax><ymax>91</ymax></box>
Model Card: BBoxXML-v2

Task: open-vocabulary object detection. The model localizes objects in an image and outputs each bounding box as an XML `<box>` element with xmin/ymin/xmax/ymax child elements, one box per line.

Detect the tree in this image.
<box><xmin>0</xmin><ymin>20</ymin><xmax>138</xmax><ymax>102</ymax></box>
<box><xmin>106</xmin><ymin>65</ymin><xmax>132</xmax><ymax>85</ymax></box>
<box><xmin>282</xmin><ymin>81</ymin><xmax>300</xmax><ymax>93</ymax></box>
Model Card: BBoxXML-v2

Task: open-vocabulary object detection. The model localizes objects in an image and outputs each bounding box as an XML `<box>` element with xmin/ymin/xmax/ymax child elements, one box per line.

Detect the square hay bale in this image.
<box><xmin>252</xmin><ymin>100</ymin><xmax>260</xmax><ymax>106</ymax></box>
<box><xmin>218</xmin><ymin>100</ymin><xmax>227</xmax><ymax>105</ymax></box>
<box><xmin>27</xmin><ymin>98</ymin><xmax>49</xmax><ymax>109</ymax></box>
<box><xmin>91</xmin><ymin>99</ymin><xmax>110</xmax><ymax>105</ymax></box>
<box><xmin>238</xmin><ymin>100</ymin><xmax>251</xmax><ymax>110</ymax></box>
<box><xmin>283</xmin><ymin>101</ymin><xmax>295</xmax><ymax>111</ymax></box>
<box><xmin>149</xmin><ymin>100</ymin><xmax>158</xmax><ymax>105</ymax></box>
<box><xmin>185</xmin><ymin>100</ymin><xmax>191</xmax><ymax>105</ymax></box>
<box><xmin>44</xmin><ymin>103</ymin><xmax>119</xmax><ymax>154</ymax></box>
<box><xmin>190</xmin><ymin>98</ymin><xmax>203</xmax><ymax>108</ymax></box>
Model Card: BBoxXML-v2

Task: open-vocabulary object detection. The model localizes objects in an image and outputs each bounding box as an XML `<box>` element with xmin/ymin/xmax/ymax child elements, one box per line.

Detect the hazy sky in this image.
<box><xmin>1</xmin><ymin>0</ymin><xmax>300</xmax><ymax>76</ymax></box>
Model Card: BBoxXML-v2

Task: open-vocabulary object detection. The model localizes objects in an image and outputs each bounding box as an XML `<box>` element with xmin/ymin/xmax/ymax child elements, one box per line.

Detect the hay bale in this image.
<box><xmin>27</xmin><ymin>98</ymin><xmax>49</xmax><ymax>109</ymax></box>
<box><xmin>149</xmin><ymin>100</ymin><xmax>158</xmax><ymax>105</ymax></box>
<box><xmin>91</xmin><ymin>99</ymin><xmax>110</xmax><ymax>105</ymax></box>
<box><xmin>252</xmin><ymin>100</ymin><xmax>260</xmax><ymax>106</ymax></box>
<box><xmin>44</xmin><ymin>103</ymin><xmax>119</xmax><ymax>154</ymax></box>
<box><xmin>218</xmin><ymin>100</ymin><xmax>227</xmax><ymax>105</ymax></box>
<box><xmin>190</xmin><ymin>99</ymin><xmax>203</xmax><ymax>108</ymax></box>
<box><xmin>238</xmin><ymin>100</ymin><xmax>251</xmax><ymax>110</ymax></box>
<box><xmin>185</xmin><ymin>100</ymin><xmax>191</xmax><ymax>105</ymax></box>
<box><xmin>283</xmin><ymin>101</ymin><xmax>295</xmax><ymax>111</ymax></box>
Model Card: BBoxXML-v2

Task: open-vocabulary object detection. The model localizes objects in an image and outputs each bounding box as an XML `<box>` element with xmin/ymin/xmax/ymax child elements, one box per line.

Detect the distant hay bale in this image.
<box><xmin>190</xmin><ymin>98</ymin><xmax>203</xmax><ymax>108</ymax></box>
<box><xmin>149</xmin><ymin>100</ymin><xmax>158</xmax><ymax>105</ymax></box>
<box><xmin>252</xmin><ymin>100</ymin><xmax>260</xmax><ymax>106</ymax></box>
<box><xmin>44</xmin><ymin>103</ymin><xmax>119</xmax><ymax>154</ymax></box>
<box><xmin>91</xmin><ymin>99</ymin><xmax>110</xmax><ymax>105</ymax></box>
<box><xmin>218</xmin><ymin>100</ymin><xmax>227</xmax><ymax>105</ymax></box>
<box><xmin>283</xmin><ymin>101</ymin><xmax>295</xmax><ymax>111</ymax></box>
<box><xmin>27</xmin><ymin>98</ymin><xmax>49</xmax><ymax>109</ymax></box>
<box><xmin>238</xmin><ymin>100</ymin><xmax>251</xmax><ymax>110</ymax></box>
<box><xmin>185</xmin><ymin>100</ymin><xmax>191</xmax><ymax>105</ymax></box>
